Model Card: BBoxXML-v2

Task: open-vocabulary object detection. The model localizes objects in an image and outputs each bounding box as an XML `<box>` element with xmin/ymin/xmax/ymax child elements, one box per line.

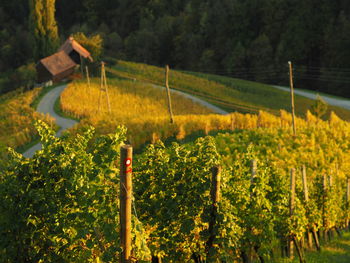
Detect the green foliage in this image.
<box><xmin>134</xmin><ymin>137</ymin><xmax>232</xmax><ymax>261</ymax></box>
<box><xmin>310</xmin><ymin>95</ymin><xmax>328</xmax><ymax>119</ymax></box>
<box><xmin>12</xmin><ymin>63</ymin><xmax>37</xmax><ymax>90</ymax></box>
<box><xmin>107</xmin><ymin>60</ymin><xmax>350</xmax><ymax>121</ymax></box>
<box><xmin>72</xmin><ymin>32</ymin><xmax>103</xmax><ymax>61</ymax></box>
<box><xmin>29</xmin><ymin>0</ymin><xmax>59</xmax><ymax>60</ymax></box>
<box><xmin>0</xmin><ymin>121</ymin><xmax>126</xmax><ymax>262</ymax></box>
<box><xmin>2</xmin><ymin>101</ymin><xmax>350</xmax><ymax>261</ymax></box>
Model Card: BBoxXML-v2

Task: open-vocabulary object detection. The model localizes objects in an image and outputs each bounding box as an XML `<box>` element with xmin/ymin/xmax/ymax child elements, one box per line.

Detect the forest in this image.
<box><xmin>1</xmin><ymin>0</ymin><xmax>350</xmax><ymax>96</ymax></box>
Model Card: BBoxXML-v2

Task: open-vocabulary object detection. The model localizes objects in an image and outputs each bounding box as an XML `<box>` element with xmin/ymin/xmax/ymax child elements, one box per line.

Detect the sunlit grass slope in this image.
<box><xmin>0</xmin><ymin>88</ymin><xmax>54</xmax><ymax>151</ymax></box>
<box><xmin>106</xmin><ymin>59</ymin><xmax>350</xmax><ymax>120</ymax></box>
<box><xmin>61</xmin><ymin>76</ymin><xmax>343</xmax><ymax>150</ymax></box>
<box><xmin>60</xmin><ymin>78</ymin><xmax>213</xmax><ymax>122</ymax></box>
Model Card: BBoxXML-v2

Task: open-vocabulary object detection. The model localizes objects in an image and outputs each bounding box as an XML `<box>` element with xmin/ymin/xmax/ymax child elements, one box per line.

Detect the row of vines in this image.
<box><xmin>1</xmin><ymin>110</ymin><xmax>350</xmax><ymax>262</ymax></box>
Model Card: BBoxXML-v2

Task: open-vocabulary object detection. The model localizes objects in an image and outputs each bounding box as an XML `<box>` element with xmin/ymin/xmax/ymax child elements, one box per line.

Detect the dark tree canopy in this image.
<box><xmin>2</xmin><ymin>0</ymin><xmax>350</xmax><ymax>97</ymax></box>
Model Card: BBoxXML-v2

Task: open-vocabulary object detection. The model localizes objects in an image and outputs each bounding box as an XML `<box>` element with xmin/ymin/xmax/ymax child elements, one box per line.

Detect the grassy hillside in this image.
<box><xmin>106</xmin><ymin>59</ymin><xmax>350</xmax><ymax>120</ymax></box>
<box><xmin>0</xmin><ymin>88</ymin><xmax>55</xmax><ymax>154</ymax></box>
<box><xmin>61</xmin><ymin>78</ymin><xmax>214</xmax><ymax>121</ymax></box>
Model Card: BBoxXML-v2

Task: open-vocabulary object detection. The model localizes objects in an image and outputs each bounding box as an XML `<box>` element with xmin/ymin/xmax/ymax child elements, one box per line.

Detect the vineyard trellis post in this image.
<box><xmin>86</xmin><ymin>66</ymin><xmax>90</xmax><ymax>89</ymax></box>
<box><xmin>120</xmin><ymin>145</ymin><xmax>133</xmax><ymax>263</ymax></box>
<box><xmin>250</xmin><ymin>159</ymin><xmax>257</xmax><ymax>199</ymax></box>
<box><xmin>165</xmin><ymin>65</ymin><xmax>174</xmax><ymax>124</ymax></box>
<box><xmin>288</xmin><ymin>61</ymin><xmax>296</xmax><ymax>136</ymax></box>
<box><xmin>206</xmin><ymin>166</ymin><xmax>221</xmax><ymax>259</ymax></box>
<box><xmin>322</xmin><ymin>174</ymin><xmax>328</xmax><ymax>242</ymax></box>
<box><xmin>301</xmin><ymin>165</ymin><xmax>313</xmax><ymax>249</ymax></box>
<box><xmin>328</xmin><ymin>174</ymin><xmax>334</xmax><ymax>240</ymax></box>
<box><xmin>347</xmin><ymin>178</ymin><xmax>350</xmax><ymax>229</ymax></box>
<box><xmin>230</xmin><ymin>114</ymin><xmax>235</xmax><ymax>131</ymax></box>
<box><xmin>98</xmin><ymin>61</ymin><xmax>111</xmax><ymax>114</ymax></box>
<box><xmin>288</xmin><ymin>168</ymin><xmax>296</xmax><ymax>259</ymax></box>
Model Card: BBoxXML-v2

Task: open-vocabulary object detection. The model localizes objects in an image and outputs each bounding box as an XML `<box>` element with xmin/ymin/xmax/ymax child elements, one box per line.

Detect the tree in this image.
<box><xmin>29</xmin><ymin>0</ymin><xmax>59</xmax><ymax>60</ymax></box>
<box><xmin>310</xmin><ymin>95</ymin><xmax>328</xmax><ymax>119</ymax></box>
<box><xmin>72</xmin><ymin>32</ymin><xmax>103</xmax><ymax>61</ymax></box>
<box><xmin>12</xmin><ymin>63</ymin><xmax>37</xmax><ymax>90</ymax></box>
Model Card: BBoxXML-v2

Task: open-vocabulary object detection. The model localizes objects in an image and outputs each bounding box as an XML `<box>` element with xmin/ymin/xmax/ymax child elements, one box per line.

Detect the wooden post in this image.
<box><xmin>86</xmin><ymin>66</ymin><xmax>90</xmax><ymax>89</ymax></box>
<box><xmin>206</xmin><ymin>166</ymin><xmax>221</xmax><ymax>259</ymax></box>
<box><xmin>289</xmin><ymin>168</ymin><xmax>296</xmax><ymax>259</ymax></box>
<box><xmin>302</xmin><ymin>165</ymin><xmax>313</xmax><ymax>249</ymax></box>
<box><xmin>250</xmin><ymin>159</ymin><xmax>257</xmax><ymax>198</ymax></box>
<box><xmin>322</xmin><ymin>174</ymin><xmax>328</xmax><ymax>242</ymax></box>
<box><xmin>98</xmin><ymin>62</ymin><xmax>111</xmax><ymax>113</ymax></box>
<box><xmin>251</xmin><ymin>160</ymin><xmax>257</xmax><ymax>181</ymax></box>
<box><xmin>347</xmin><ymin>178</ymin><xmax>350</xmax><ymax>229</ymax></box>
<box><xmin>80</xmin><ymin>53</ymin><xmax>84</xmax><ymax>76</ymax></box>
<box><xmin>230</xmin><ymin>114</ymin><xmax>235</xmax><ymax>131</ymax></box>
<box><xmin>347</xmin><ymin>178</ymin><xmax>350</xmax><ymax>205</ymax></box>
<box><xmin>288</xmin><ymin>61</ymin><xmax>296</xmax><ymax>136</ymax></box>
<box><xmin>165</xmin><ymin>65</ymin><xmax>174</xmax><ymax>124</ymax></box>
<box><xmin>120</xmin><ymin>145</ymin><xmax>133</xmax><ymax>263</ymax></box>
<box><xmin>302</xmin><ymin>166</ymin><xmax>309</xmax><ymax>202</ymax></box>
<box><xmin>103</xmin><ymin>62</ymin><xmax>111</xmax><ymax>113</ymax></box>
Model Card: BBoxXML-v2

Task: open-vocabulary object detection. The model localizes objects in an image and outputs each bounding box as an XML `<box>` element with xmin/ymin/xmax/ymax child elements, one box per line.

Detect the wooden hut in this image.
<box><xmin>58</xmin><ymin>37</ymin><xmax>93</xmax><ymax>64</ymax></box>
<box><xmin>36</xmin><ymin>51</ymin><xmax>77</xmax><ymax>83</ymax></box>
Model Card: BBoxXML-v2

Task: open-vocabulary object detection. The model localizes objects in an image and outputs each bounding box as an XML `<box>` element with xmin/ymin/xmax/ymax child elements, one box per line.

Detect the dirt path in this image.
<box><xmin>273</xmin><ymin>85</ymin><xmax>350</xmax><ymax>110</ymax></box>
<box><xmin>23</xmin><ymin>85</ymin><xmax>78</xmax><ymax>158</ymax></box>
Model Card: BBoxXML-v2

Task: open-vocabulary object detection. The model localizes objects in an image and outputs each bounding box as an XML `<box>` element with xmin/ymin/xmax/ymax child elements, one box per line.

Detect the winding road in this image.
<box><xmin>22</xmin><ymin>83</ymin><xmax>226</xmax><ymax>158</ymax></box>
<box><xmin>23</xmin><ymin>85</ymin><xmax>78</xmax><ymax>158</ymax></box>
<box><xmin>23</xmin><ymin>82</ymin><xmax>350</xmax><ymax>158</ymax></box>
<box><xmin>151</xmin><ymin>84</ymin><xmax>228</xmax><ymax>115</ymax></box>
<box><xmin>273</xmin><ymin>85</ymin><xmax>350</xmax><ymax>110</ymax></box>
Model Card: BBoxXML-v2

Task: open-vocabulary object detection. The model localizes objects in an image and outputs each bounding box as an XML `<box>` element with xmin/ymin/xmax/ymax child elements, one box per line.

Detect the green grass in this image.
<box><xmin>300</xmin><ymin>232</ymin><xmax>350</xmax><ymax>263</ymax></box>
<box><xmin>105</xmin><ymin>59</ymin><xmax>350</xmax><ymax>121</ymax></box>
<box><xmin>273</xmin><ymin>232</ymin><xmax>350</xmax><ymax>263</ymax></box>
<box><xmin>190</xmin><ymin>71</ymin><xmax>350</xmax><ymax>121</ymax></box>
<box><xmin>54</xmin><ymin>96</ymin><xmax>80</xmax><ymax>122</ymax></box>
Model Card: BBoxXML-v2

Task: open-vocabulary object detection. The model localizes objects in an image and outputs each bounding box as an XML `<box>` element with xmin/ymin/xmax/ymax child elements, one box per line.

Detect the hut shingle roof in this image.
<box><xmin>39</xmin><ymin>51</ymin><xmax>77</xmax><ymax>76</ymax></box>
<box><xmin>59</xmin><ymin>37</ymin><xmax>93</xmax><ymax>62</ymax></box>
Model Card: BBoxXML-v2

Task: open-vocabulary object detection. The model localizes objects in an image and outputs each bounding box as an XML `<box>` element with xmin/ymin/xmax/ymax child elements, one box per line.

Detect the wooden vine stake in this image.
<box><xmin>302</xmin><ymin>166</ymin><xmax>320</xmax><ymax>251</ymax></box>
<box><xmin>302</xmin><ymin>166</ymin><xmax>312</xmax><ymax>249</ymax></box>
<box><xmin>288</xmin><ymin>61</ymin><xmax>296</xmax><ymax>136</ymax></box>
<box><xmin>322</xmin><ymin>174</ymin><xmax>328</xmax><ymax>242</ymax></box>
<box><xmin>346</xmin><ymin>178</ymin><xmax>350</xmax><ymax>230</ymax></box>
<box><xmin>119</xmin><ymin>145</ymin><xmax>133</xmax><ymax>263</ymax></box>
<box><xmin>289</xmin><ymin>168</ymin><xmax>305</xmax><ymax>263</ymax></box>
<box><xmin>250</xmin><ymin>159</ymin><xmax>257</xmax><ymax>198</ymax></box>
<box><xmin>206</xmin><ymin>166</ymin><xmax>221</xmax><ymax>259</ymax></box>
<box><xmin>98</xmin><ymin>62</ymin><xmax>111</xmax><ymax>113</ymax></box>
<box><xmin>86</xmin><ymin>66</ymin><xmax>90</xmax><ymax>89</ymax></box>
<box><xmin>288</xmin><ymin>168</ymin><xmax>296</xmax><ymax>259</ymax></box>
<box><xmin>165</xmin><ymin>65</ymin><xmax>174</xmax><ymax>124</ymax></box>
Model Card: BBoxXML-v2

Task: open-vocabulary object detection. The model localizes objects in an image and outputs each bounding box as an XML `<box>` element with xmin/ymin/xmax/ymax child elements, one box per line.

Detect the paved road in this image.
<box><xmin>23</xmin><ymin>85</ymin><xmax>78</xmax><ymax>158</ymax></box>
<box><xmin>273</xmin><ymin>85</ymin><xmax>350</xmax><ymax>110</ymax></box>
<box><xmin>152</xmin><ymin>84</ymin><xmax>229</xmax><ymax>115</ymax></box>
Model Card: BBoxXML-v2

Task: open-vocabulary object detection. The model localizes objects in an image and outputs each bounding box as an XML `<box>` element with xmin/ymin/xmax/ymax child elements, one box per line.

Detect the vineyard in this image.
<box><xmin>2</xmin><ymin>109</ymin><xmax>350</xmax><ymax>262</ymax></box>
<box><xmin>0</xmin><ymin>88</ymin><xmax>55</xmax><ymax>166</ymax></box>
<box><xmin>106</xmin><ymin>60</ymin><xmax>350</xmax><ymax>120</ymax></box>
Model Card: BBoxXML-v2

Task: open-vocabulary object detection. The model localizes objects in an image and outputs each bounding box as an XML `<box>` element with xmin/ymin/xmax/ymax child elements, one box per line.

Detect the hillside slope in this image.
<box><xmin>106</xmin><ymin>60</ymin><xmax>350</xmax><ymax>121</ymax></box>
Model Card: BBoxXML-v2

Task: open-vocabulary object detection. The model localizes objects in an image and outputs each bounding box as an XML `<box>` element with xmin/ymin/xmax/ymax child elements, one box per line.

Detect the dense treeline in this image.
<box><xmin>1</xmin><ymin>0</ymin><xmax>350</xmax><ymax>96</ymax></box>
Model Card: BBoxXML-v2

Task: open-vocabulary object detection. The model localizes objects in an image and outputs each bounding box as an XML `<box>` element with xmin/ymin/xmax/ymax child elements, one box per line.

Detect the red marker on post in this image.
<box><xmin>119</xmin><ymin>145</ymin><xmax>132</xmax><ymax>263</ymax></box>
<box><xmin>125</xmin><ymin>157</ymin><xmax>132</xmax><ymax>173</ymax></box>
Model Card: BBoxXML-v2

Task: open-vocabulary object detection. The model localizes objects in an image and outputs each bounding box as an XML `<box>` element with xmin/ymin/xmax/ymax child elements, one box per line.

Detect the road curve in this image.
<box><xmin>273</xmin><ymin>85</ymin><xmax>350</xmax><ymax>110</ymax></box>
<box><xmin>23</xmin><ymin>85</ymin><xmax>78</xmax><ymax>158</ymax></box>
<box><xmin>152</xmin><ymin>84</ymin><xmax>229</xmax><ymax>115</ymax></box>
